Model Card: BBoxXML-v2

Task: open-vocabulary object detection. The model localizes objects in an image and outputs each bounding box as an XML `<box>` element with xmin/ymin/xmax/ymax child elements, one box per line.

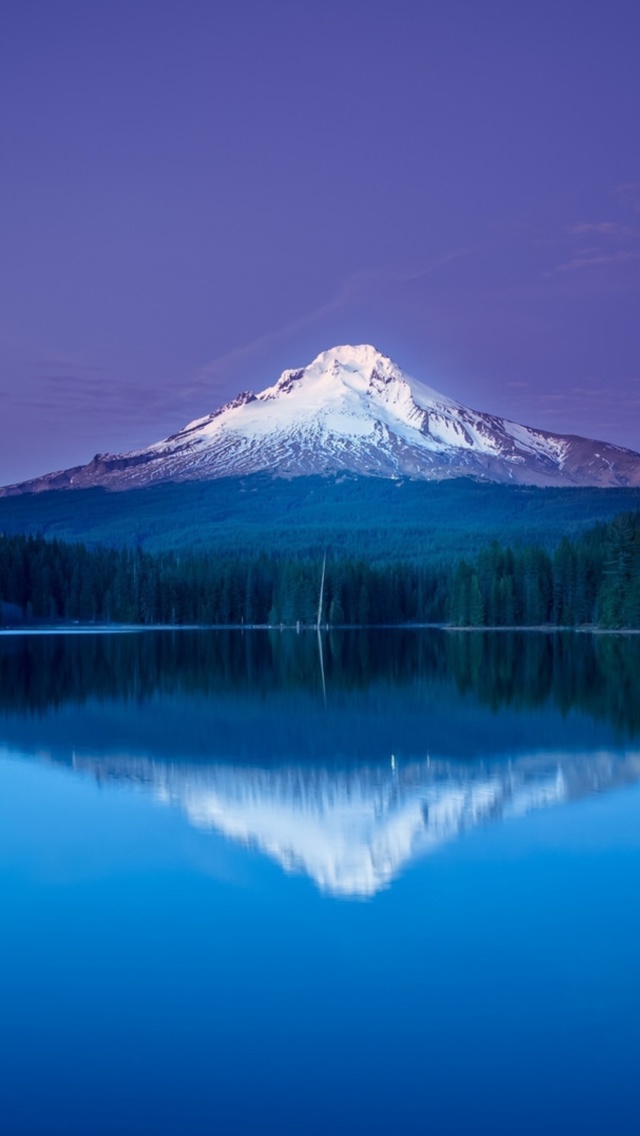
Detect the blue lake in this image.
<box><xmin>1</xmin><ymin>629</ymin><xmax>639</xmax><ymax>1135</ymax></box>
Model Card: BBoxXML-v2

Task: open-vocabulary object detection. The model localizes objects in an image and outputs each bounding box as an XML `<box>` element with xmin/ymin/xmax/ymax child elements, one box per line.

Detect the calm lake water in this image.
<box><xmin>1</xmin><ymin>629</ymin><xmax>639</xmax><ymax>1135</ymax></box>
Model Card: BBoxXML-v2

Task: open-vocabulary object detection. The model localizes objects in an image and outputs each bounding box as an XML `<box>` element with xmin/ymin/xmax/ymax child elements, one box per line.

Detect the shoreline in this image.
<box><xmin>1</xmin><ymin>622</ymin><xmax>639</xmax><ymax>636</ymax></box>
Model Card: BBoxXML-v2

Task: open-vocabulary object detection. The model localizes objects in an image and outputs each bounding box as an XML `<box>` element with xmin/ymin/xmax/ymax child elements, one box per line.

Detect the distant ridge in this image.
<box><xmin>3</xmin><ymin>345</ymin><xmax>640</xmax><ymax>493</ymax></box>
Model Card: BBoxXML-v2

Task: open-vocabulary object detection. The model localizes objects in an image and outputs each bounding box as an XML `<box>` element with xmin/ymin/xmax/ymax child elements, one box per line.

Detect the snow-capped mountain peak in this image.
<box><xmin>256</xmin><ymin>344</ymin><xmax>457</xmax><ymax>418</ymax></box>
<box><xmin>3</xmin><ymin>344</ymin><xmax>640</xmax><ymax>493</ymax></box>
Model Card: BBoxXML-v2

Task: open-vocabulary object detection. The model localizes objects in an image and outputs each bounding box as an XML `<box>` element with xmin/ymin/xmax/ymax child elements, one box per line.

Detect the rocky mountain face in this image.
<box><xmin>3</xmin><ymin>344</ymin><xmax>640</xmax><ymax>493</ymax></box>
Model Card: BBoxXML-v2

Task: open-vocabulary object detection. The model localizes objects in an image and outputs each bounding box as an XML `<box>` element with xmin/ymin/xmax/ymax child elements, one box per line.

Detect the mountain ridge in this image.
<box><xmin>3</xmin><ymin>345</ymin><xmax>640</xmax><ymax>494</ymax></box>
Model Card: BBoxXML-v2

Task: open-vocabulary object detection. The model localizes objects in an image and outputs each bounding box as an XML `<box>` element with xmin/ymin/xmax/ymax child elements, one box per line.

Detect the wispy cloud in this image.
<box><xmin>551</xmin><ymin>202</ymin><xmax>640</xmax><ymax>276</ymax></box>
<box><xmin>32</xmin><ymin>356</ymin><xmax>105</xmax><ymax>373</ymax></box>
<box><xmin>4</xmin><ymin>245</ymin><xmax>479</xmax><ymax>459</ymax></box>
<box><xmin>567</xmin><ymin>221</ymin><xmax>637</xmax><ymax>238</ymax></box>
<box><xmin>19</xmin><ymin>370</ymin><xmax>179</xmax><ymax>444</ymax></box>
<box><xmin>555</xmin><ymin>249</ymin><xmax>640</xmax><ymax>272</ymax></box>
<box><xmin>189</xmin><ymin>249</ymin><xmax>474</xmax><ymax>399</ymax></box>
<box><xmin>614</xmin><ymin>181</ymin><xmax>640</xmax><ymax>213</ymax></box>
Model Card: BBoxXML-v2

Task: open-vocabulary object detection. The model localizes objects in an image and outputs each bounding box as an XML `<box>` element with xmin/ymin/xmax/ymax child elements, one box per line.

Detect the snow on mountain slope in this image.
<box><xmin>3</xmin><ymin>344</ymin><xmax>640</xmax><ymax>492</ymax></box>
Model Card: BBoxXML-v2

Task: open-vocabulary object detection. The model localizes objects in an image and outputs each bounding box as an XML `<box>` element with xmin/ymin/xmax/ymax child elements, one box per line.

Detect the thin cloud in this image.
<box><xmin>13</xmin><ymin>252</ymin><xmax>473</xmax><ymax>445</ymax></box>
<box><xmin>23</xmin><ymin>371</ymin><xmax>177</xmax><ymax>434</ymax></box>
<box><xmin>567</xmin><ymin>221</ymin><xmax>637</xmax><ymax>238</ymax></box>
<box><xmin>554</xmin><ymin>250</ymin><xmax>640</xmax><ymax>273</ymax></box>
<box><xmin>32</xmin><ymin>358</ymin><xmax>104</xmax><ymax>373</ymax></box>
<box><xmin>551</xmin><ymin>197</ymin><xmax>640</xmax><ymax>277</ymax></box>
<box><xmin>614</xmin><ymin>181</ymin><xmax>640</xmax><ymax>213</ymax></box>
<box><xmin>39</xmin><ymin>374</ymin><xmax>106</xmax><ymax>391</ymax></box>
<box><xmin>189</xmin><ymin>250</ymin><xmax>474</xmax><ymax>399</ymax></box>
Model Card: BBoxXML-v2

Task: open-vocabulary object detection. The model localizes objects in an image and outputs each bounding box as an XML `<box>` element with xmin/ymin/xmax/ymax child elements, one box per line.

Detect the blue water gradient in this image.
<box><xmin>1</xmin><ymin>630</ymin><xmax>639</xmax><ymax>1135</ymax></box>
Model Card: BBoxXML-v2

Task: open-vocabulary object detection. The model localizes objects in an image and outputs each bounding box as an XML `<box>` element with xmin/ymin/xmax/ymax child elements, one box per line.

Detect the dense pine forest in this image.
<box><xmin>1</xmin><ymin>476</ymin><xmax>640</xmax><ymax>562</ymax></box>
<box><xmin>1</xmin><ymin>508</ymin><xmax>639</xmax><ymax>629</ymax></box>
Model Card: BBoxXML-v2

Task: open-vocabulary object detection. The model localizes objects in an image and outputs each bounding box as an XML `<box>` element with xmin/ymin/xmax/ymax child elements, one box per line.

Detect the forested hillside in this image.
<box><xmin>1</xmin><ymin>475</ymin><xmax>640</xmax><ymax>561</ymax></box>
<box><xmin>1</xmin><ymin>509</ymin><xmax>639</xmax><ymax>628</ymax></box>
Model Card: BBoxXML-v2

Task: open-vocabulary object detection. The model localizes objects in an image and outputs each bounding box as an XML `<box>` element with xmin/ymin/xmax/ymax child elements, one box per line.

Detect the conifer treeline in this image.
<box><xmin>0</xmin><ymin>508</ymin><xmax>639</xmax><ymax>628</ymax></box>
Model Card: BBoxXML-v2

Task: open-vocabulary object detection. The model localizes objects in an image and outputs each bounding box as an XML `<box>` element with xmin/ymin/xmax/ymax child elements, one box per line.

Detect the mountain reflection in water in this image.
<box><xmin>1</xmin><ymin>628</ymin><xmax>639</xmax><ymax>897</ymax></box>
<box><xmin>66</xmin><ymin>748</ymin><xmax>640</xmax><ymax>896</ymax></box>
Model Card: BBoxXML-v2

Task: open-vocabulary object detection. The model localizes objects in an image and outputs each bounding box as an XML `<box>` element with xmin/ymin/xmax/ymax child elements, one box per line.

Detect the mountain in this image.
<box><xmin>3</xmin><ymin>345</ymin><xmax>640</xmax><ymax>494</ymax></box>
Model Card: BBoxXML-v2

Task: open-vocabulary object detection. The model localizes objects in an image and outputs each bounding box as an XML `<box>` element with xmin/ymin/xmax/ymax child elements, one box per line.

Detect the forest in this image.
<box><xmin>0</xmin><ymin>507</ymin><xmax>639</xmax><ymax>629</ymax></box>
<box><xmin>1</xmin><ymin>475</ymin><xmax>639</xmax><ymax>561</ymax></box>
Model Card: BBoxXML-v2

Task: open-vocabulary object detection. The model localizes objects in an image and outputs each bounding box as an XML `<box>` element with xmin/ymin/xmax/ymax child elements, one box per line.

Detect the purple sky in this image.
<box><xmin>1</xmin><ymin>0</ymin><xmax>640</xmax><ymax>482</ymax></box>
